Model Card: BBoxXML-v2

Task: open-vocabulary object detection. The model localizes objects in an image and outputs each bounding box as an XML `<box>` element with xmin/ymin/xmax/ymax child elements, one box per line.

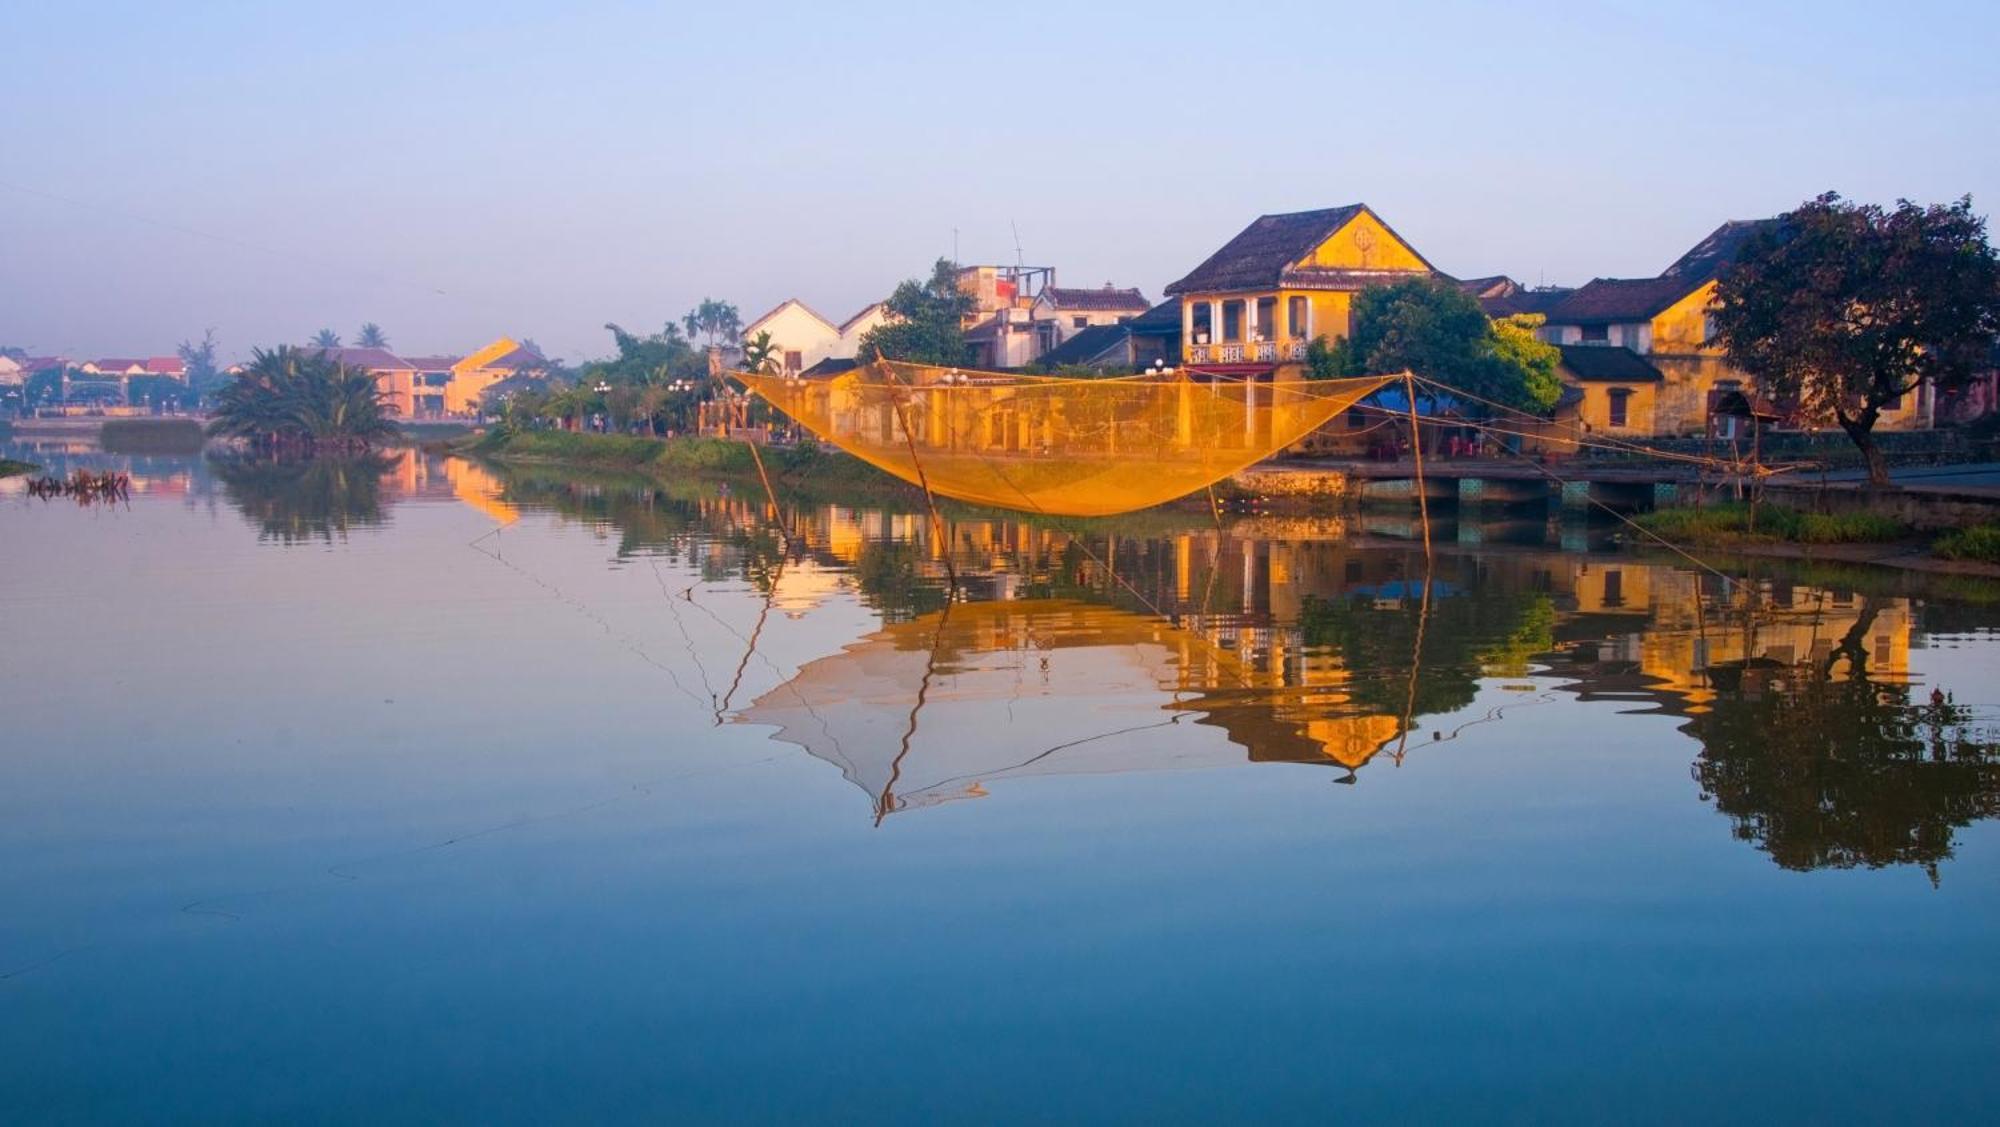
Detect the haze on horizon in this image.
<box><xmin>4</xmin><ymin>0</ymin><xmax>1997</xmax><ymax>365</ymax></box>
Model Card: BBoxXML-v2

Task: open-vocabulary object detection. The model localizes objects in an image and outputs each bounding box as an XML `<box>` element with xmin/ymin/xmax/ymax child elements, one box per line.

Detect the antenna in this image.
<box><xmin>952</xmin><ymin>227</ymin><xmax>959</xmax><ymax>265</ymax></box>
<box><xmin>1011</xmin><ymin>220</ymin><xmax>1025</xmax><ymax>268</ymax></box>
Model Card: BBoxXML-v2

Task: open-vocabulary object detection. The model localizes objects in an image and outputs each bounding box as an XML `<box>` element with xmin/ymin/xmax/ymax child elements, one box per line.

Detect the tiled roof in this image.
<box><xmin>1480</xmin><ymin>287</ymin><xmax>1574</xmax><ymax>318</ymax></box>
<box><xmin>1557</xmin><ymin>344</ymin><xmax>1664</xmax><ymax>383</ymax></box>
<box><xmin>1545</xmin><ymin>277</ymin><xmax>1696</xmax><ymax>325</ymax></box>
<box><xmin>481</xmin><ymin>345</ymin><xmax>546</xmax><ymax>371</ymax></box>
<box><xmin>1039</xmin><ymin>286</ymin><xmax>1150</xmax><ymax>311</ymax></box>
<box><xmin>308</xmin><ymin>346</ymin><xmax>412</xmax><ymax>371</ymax></box>
<box><xmin>143</xmin><ymin>356</ymin><xmax>185</xmax><ymax>375</ymax></box>
<box><xmin>837</xmin><ymin>302</ymin><xmax>887</xmax><ymax>334</ymax></box>
<box><xmin>1127</xmin><ymin>299</ymin><xmax>1183</xmax><ymax>333</ymax></box>
<box><xmin>402</xmin><ymin>355</ymin><xmax>463</xmax><ymax>372</ymax></box>
<box><xmin>1661</xmin><ymin>218</ymin><xmax>1780</xmax><ymax>281</ymax></box>
<box><xmin>801</xmin><ymin>356</ymin><xmax>860</xmax><ymax>378</ymax></box>
<box><xmin>92</xmin><ymin>358</ymin><xmax>146</xmax><ymax>371</ymax></box>
<box><xmin>1455</xmin><ymin>275</ymin><xmax>1519</xmax><ymax>298</ymax></box>
<box><xmin>22</xmin><ymin>356</ymin><xmax>68</xmax><ymax>373</ymax></box>
<box><xmin>1166</xmin><ymin>205</ymin><xmax>1374</xmax><ymax>294</ymax></box>
<box><xmin>745</xmin><ymin>298</ymin><xmax>836</xmax><ymax>335</ymax></box>
<box><xmin>1038</xmin><ymin>324</ymin><xmax>1130</xmax><ymax>368</ymax></box>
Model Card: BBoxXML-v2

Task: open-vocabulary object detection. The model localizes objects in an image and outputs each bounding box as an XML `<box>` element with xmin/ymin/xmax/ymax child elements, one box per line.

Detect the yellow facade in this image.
<box><xmin>1571</xmin><ymin>381</ymin><xmax>1659</xmax><ymax>436</ymax></box>
<box><xmin>1179</xmin><ymin>209</ymin><xmax>1433</xmax><ymax>367</ymax></box>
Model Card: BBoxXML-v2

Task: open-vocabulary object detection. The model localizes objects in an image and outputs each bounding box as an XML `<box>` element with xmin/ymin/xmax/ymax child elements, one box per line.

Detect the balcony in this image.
<box><xmin>1184</xmin><ymin>339</ymin><xmax>1309</xmax><ymax>365</ymax></box>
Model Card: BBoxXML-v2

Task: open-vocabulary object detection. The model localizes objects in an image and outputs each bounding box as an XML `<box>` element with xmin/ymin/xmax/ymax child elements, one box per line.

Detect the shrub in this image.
<box><xmin>1633</xmin><ymin>502</ymin><xmax>1908</xmax><ymax>546</ymax></box>
<box><xmin>1933</xmin><ymin>524</ymin><xmax>2000</xmax><ymax>564</ymax></box>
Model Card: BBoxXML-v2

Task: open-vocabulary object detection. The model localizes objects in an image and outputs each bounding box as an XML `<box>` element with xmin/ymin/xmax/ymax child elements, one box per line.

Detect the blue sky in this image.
<box><xmin>3</xmin><ymin>0</ymin><xmax>1997</xmax><ymax>363</ymax></box>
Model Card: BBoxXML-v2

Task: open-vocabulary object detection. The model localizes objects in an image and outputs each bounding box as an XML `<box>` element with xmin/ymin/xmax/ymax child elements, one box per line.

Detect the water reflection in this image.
<box><xmin>465</xmin><ymin>456</ymin><xmax>2000</xmax><ymax>873</ymax></box>
<box><xmin>211</xmin><ymin>453</ymin><xmax>405</xmax><ymax>543</ymax></box>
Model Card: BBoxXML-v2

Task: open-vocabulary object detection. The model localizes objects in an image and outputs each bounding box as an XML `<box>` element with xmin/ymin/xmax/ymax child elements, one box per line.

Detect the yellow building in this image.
<box><xmin>1163</xmin><ymin>204</ymin><xmax>1437</xmax><ymax>373</ymax></box>
<box><xmin>403</xmin><ymin>338</ymin><xmax>547</xmax><ymax>417</ymax></box>
<box><xmin>1538</xmin><ymin>221</ymin><xmax>1935</xmax><ymax>437</ymax></box>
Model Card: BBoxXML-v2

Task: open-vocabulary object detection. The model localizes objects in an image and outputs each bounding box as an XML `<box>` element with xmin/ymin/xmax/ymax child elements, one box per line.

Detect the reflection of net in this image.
<box><xmin>735</xmin><ymin>600</ymin><xmax>1399</xmax><ymax>816</ymax></box>
<box><xmin>738</xmin><ymin>361</ymin><xmax>1391</xmax><ymax>516</ymax></box>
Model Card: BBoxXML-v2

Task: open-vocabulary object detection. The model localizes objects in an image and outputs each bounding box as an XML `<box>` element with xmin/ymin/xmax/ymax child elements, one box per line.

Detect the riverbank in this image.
<box><xmin>460</xmin><ymin>428</ymin><xmax>921</xmax><ymax>500</ymax></box>
<box><xmin>0</xmin><ymin>457</ymin><xmax>39</xmax><ymax>478</ymax></box>
<box><xmin>1630</xmin><ymin>503</ymin><xmax>2000</xmax><ymax>578</ymax></box>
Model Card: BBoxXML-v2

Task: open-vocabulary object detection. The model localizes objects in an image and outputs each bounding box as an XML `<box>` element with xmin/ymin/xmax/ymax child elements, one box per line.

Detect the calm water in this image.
<box><xmin>4</xmin><ymin>442</ymin><xmax>1999</xmax><ymax>1123</ymax></box>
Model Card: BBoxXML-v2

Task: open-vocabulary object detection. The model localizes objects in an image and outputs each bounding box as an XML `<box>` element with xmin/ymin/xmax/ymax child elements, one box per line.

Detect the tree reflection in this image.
<box><xmin>213</xmin><ymin>452</ymin><xmax>402</xmax><ymax>544</ymax></box>
<box><xmin>1687</xmin><ymin>601</ymin><xmax>2000</xmax><ymax>877</ymax></box>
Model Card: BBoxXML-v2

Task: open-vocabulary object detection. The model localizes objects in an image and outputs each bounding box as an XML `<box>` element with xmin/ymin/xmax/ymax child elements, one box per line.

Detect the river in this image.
<box><xmin>4</xmin><ymin>441</ymin><xmax>1998</xmax><ymax>1122</ymax></box>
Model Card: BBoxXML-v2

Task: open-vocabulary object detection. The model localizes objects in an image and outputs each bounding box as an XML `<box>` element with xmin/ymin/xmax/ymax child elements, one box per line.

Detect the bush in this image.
<box><xmin>1633</xmin><ymin>502</ymin><xmax>1908</xmax><ymax>546</ymax></box>
<box><xmin>1933</xmin><ymin>524</ymin><xmax>2000</xmax><ymax>564</ymax></box>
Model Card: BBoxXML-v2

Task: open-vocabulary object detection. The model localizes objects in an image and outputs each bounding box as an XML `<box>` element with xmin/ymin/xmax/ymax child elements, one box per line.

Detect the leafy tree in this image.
<box><xmin>741</xmin><ymin>329</ymin><xmax>780</xmax><ymax>374</ymax></box>
<box><xmin>1711</xmin><ymin>193</ymin><xmax>2000</xmax><ymax>485</ymax></box>
<box><xmin>178</xmin><ymin>329</ymin><xmax>222</xmax><ymax>397</ymax></box>
<box><xmin>312</xmin><ymin>328</ymin><xmax>342</xmax><ymax>348</ymax></box>
<box><xmin>208</xmin><ymin>345</ymin><xmax>399</xmax><ymax>452</ymax></box>
<box><xmin>0</xmin><ymin>345</ymin><xmax>26</xmax><ymax>362</ymax></box>
<box><xmin>682</xmin><ymin>298</ymin><xmax>743</xmax><ymax>349</ymax></box>
<box><xmin>356</xmin><ymin>322</ymin><xmax>389</xmax><ymax>348</ymax></box>
<box><xmin>859</xmin><ymin>258</ymin><xmax>976</xmax><ymax>365</ymax></box>
<box><xmin>1325</xmin><ymin>278</ymin><xmax>1562</xmax><ymax>413</ymax></box>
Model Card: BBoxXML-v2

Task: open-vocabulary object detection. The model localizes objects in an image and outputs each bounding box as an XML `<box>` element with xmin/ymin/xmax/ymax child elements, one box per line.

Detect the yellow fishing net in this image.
<box><xmin>736</xmin><ymin>360</ymin><xmax>1391</xmax><ymax>516</ymax></box>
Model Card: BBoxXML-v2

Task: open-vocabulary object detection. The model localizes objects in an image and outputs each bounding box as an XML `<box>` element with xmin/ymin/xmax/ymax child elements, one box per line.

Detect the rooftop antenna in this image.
<box><xmin>952</xmin><ymin>227</ymin><xmax>959</xmax><ymax>264</ymax></box>
<box><xmin>1011</xmin><ymin>220</ymin><xmax>1025</xmax><ymax>268</ymax></box>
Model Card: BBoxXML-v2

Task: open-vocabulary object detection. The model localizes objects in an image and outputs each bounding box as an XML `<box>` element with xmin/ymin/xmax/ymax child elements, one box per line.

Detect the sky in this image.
<box><xmin>3</xmin><ymin>0</ymin><xmax>1997</xmax><ymax>365</ymax></box>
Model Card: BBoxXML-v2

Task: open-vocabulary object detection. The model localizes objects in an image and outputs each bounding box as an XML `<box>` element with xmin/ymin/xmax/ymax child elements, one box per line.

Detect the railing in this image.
<box><xmin>1184</xmin><ymin>340</ymin><xmax>1311</xmax><ymax>364</ymax></box>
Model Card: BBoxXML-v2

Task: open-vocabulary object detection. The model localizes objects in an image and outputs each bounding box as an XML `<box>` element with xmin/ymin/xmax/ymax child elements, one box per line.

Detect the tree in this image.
<box><xmin>356</xmin><ymin>322</ymin><xmax>389</xmax><ymax>349</ymax></box>
<box><xmin>741</xmin><ymin>329</ymin><xmax>780</xmax><ymax>374</ymax></box>
<box><xmin>312</xmin><ymin>328</ymin><xmax>342</xmax><ymax>348</ymax></box>
<box><xmin>682</xmin><ymin>298</ymin><xmax>742</xmax><ymax>349</ymax></box>
<box><xmin>858</xmin><ymin>258</ymin><xmax>976</xmax><ymax>366</ymax></box>
<box><xmin>1326</xmin><ymin>278</ymin><xmax>1562</xmax><ymax>413</ymax></box>
<box><xmin>1711</xmin><ymin>193</ymin><xmax>2000</xmax><ymax>486</ymax></box>
<box><xmin>1687</xmin><ymin>599</ymin><xmax>2000</xmax><ymax>876</ymax></box>
<box><xmin>178</xmin><ymin>329</ymin><xmax>222</xmax><ymax>397</ymax></box>
<box><xmin>208</xmin><ymin>345</ymin><xmax>399</xmax><ymax>452</ymax></box>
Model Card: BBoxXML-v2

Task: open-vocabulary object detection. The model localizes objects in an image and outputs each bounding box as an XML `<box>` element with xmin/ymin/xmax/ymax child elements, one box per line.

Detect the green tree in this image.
<box><xmin>1331</xmin><ymin>278</ymin><xmax>1562</xmax><ymax>413</ymax></box>
<box><xmin>1711</xmin><ymin>193</ymin><xmax>2000</xmax><ymax>486</ymax></box>
<box><xmin>858</xmin><ymin>258</ymin><xmax>975</xmax><ymax>365</ymax></box>
<box><xmin>208</xmin><ymin>345</ymin><xmax>399</xmax><ymax>452</ymax></box>
<box><xmin>178</xmin><ymin>329</ymin><xmax>222</xmax><ymax>397</ymax></box>
<box><xmin>356</xmin><ymin>322</ymin><xmax>389</xmax><ymax>348</ymax></box>
<box><xmin>682</xmin><ymin>299</ymin><xmax>743</xmax><ymax>349</ymax></box>
<box><xmin>311</xmin><ymin>328</ymin><xmax>342</xmax><ymax>348</ymax></box>
<box><xmin>741</xmin><ymin>329</ymin><xmax>780</xmax><ymax>374</ymax></box>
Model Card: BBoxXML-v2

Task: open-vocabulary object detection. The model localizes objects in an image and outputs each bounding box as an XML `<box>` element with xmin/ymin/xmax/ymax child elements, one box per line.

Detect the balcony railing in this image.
<box><xmin>1185</xmin><ymin>339</ymin><xmax>1310</xmax><ymax>364</ymax></box>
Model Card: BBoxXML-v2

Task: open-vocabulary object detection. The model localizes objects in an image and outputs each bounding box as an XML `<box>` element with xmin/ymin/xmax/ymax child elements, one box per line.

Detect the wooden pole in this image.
<box><xmin>881</xmin><ymin>357</ymin><xmax>959</xmax><ymax>591</ymax></box>
<box><xmin>1404</xmin><ymin>370</ymin><xmax>1433</xmax><ymax>567</ymax></box>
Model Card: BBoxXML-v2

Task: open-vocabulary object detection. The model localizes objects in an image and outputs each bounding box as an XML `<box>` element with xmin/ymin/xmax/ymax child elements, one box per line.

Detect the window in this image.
<box><xmin>1221</xmin><ymin>300</ymin><xmax>1245</xmax><ymax>343</ymax></box>
<box><xmin>1345</xmin><ymin>406</ymin><xmax>1367</xmax><ymax>430</ymax></box>
<box><xmin>784</xmin><ymin>350</ymin><xmax>802</xmax><ymax>373</ymax></box>
<box><xmin>1255</xmin><ymin>297</ymin><xmax>1277</xmax><ymax>341</ymax></box>
<box><xmin>1072</xmin><ymin>316</ymin><xmax>1088</xmax><ymax>329</ymax></box>
<box><xmin>1581</xmin><ymin>324</ymin><xmax>1609</xmax><ymax>343</ymax></box>
<box><xmin>1287</xmin><ymin>296</ymin><xmax>1309</xmax><ymax>340</ymax></box>
<box><xmin>1606</xmin><ymin>387</ymin><xmax>1632</xmax><ymax>428</ymax></box>
<box><xmin>1190</xmin><ymin>303</ymin><xmax>1213</xmax><ymax>343</ymax></box>
<box><xmin>1603</xmin><ymin>569</ymin><xmax>1625</xmax><ymax>608</ymax></box>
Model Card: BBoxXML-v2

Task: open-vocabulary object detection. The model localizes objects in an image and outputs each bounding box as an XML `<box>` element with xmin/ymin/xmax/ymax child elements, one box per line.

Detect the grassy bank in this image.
<box><xmin>464</xmin><ymin>428</ymin><xmax>909</xmax><ymax>495</ymax></box>
<box><xmin>0</xmin><ymin>457</ymin><xmax>38</xmax><ymax>478</ymax></box>
<box><xmin>1934</xmin><ymin>524</ymin><xmax>2000</xmax><ymax>565</ymax></box>
<box><xmin>100</xmin><ymin>417</ymin><xmax>207</xmax><ymax>454</ymax></box>
<box><xmin>1632</xmin><ymin>502</ymin><xmax>1909</xmax><ymax>547</ymax></box>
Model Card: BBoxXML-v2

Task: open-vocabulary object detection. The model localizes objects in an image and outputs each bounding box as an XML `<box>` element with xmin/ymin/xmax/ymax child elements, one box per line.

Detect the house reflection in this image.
<box><xmin>476</xmin><ymin>462</ymin><xmax>1999</xmax><ymax>868</ymax></box>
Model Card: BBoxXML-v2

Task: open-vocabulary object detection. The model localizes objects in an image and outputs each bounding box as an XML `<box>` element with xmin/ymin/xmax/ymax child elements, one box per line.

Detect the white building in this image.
<box><xmin>742</xmin><ymin>299</ymin><xmax>893</xmax><ymax>375</ymax></box>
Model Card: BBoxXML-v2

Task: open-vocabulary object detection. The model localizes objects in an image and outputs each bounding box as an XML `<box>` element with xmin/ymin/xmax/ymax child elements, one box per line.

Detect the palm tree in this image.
<box><xmin>356</xmin><ymin>323</ymin><xmax>389</xmax><ymax>349</ymax></box>
<box><xmin>741</xmin><ymin>329</ymin><xmax>781</xmax><ymax>375</ymax></box>
<box><xmin>208</xmin><ymin>346</ymin><xmax>399</xmax><ymax>453</ymax></box>
<box><xmin>312</xmin><ymin>328</ymin><xmax>342</xmax><ymax>348</ymax></box>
